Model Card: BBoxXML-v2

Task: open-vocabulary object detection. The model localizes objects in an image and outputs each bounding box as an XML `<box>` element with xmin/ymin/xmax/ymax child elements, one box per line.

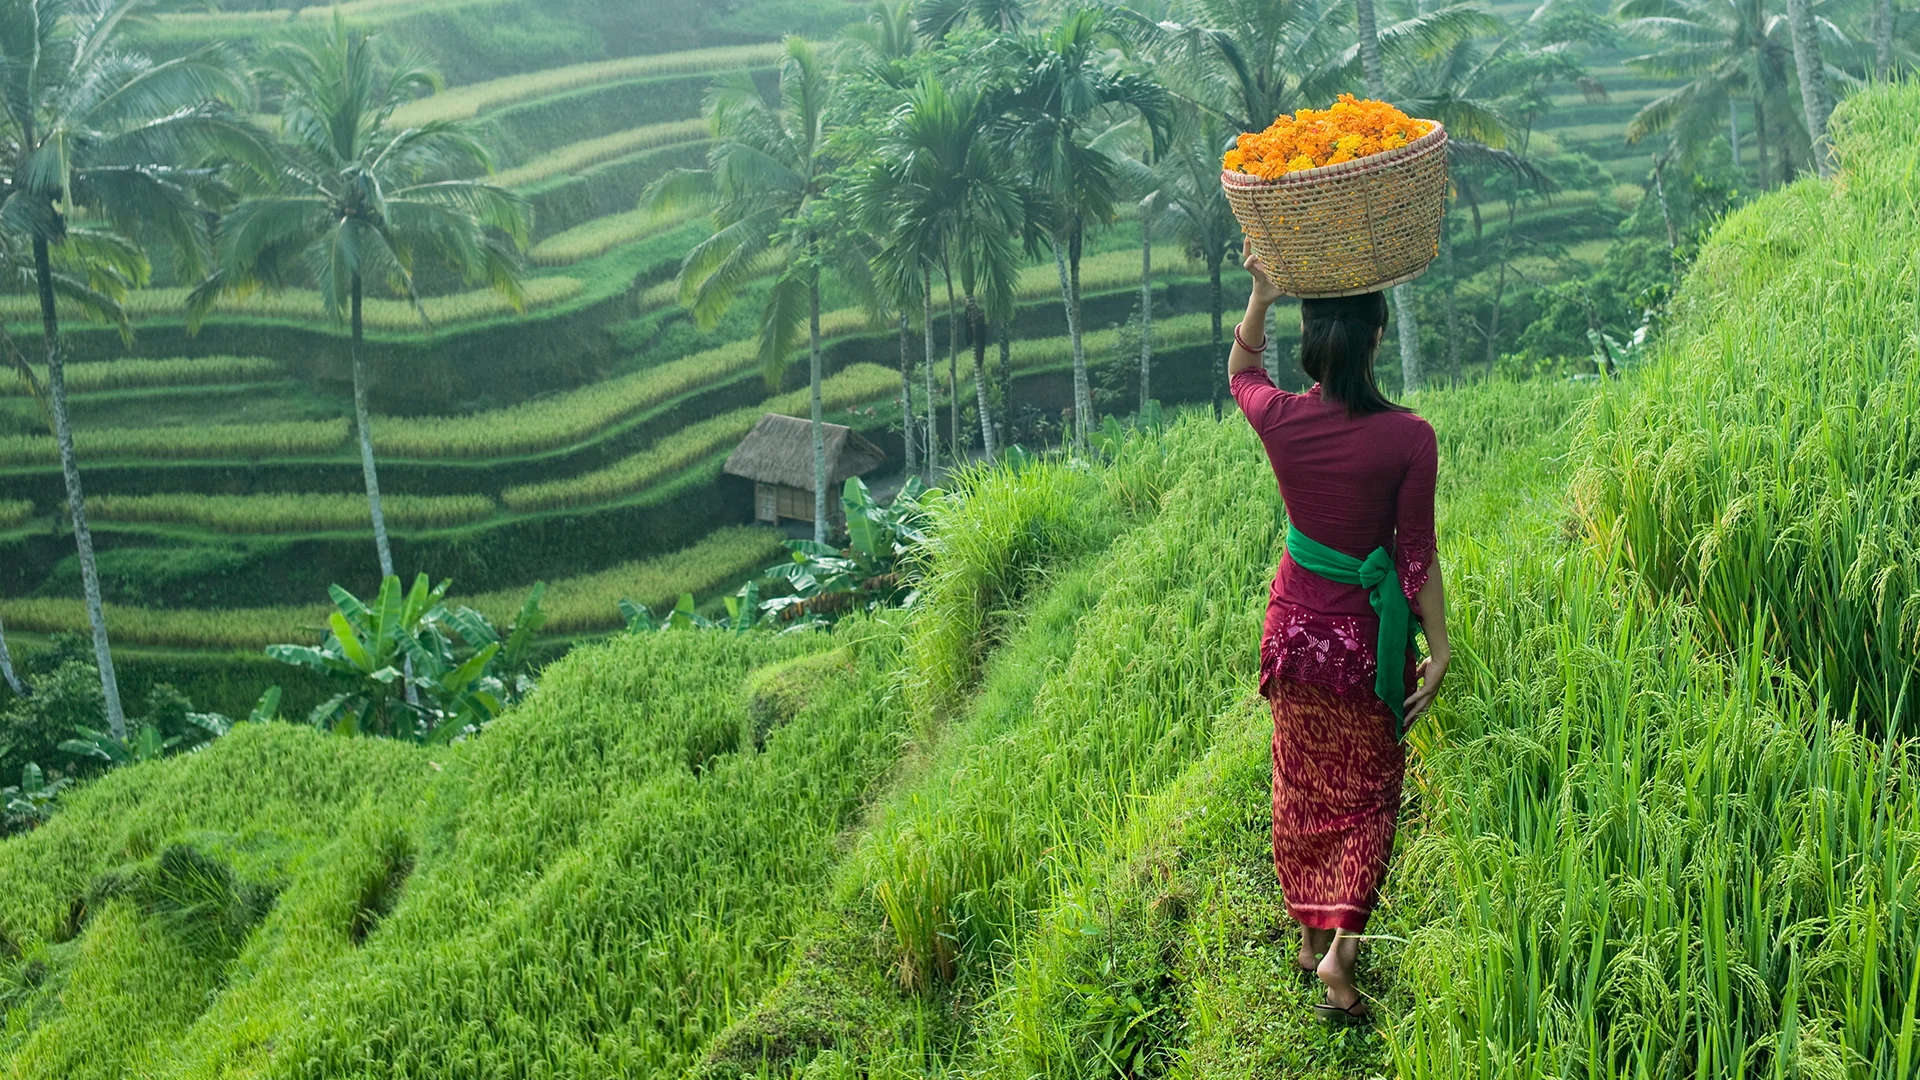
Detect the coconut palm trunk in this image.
<box><xmin>997</xmin><ymin>321</ymin><xmax>1012</xmax><ymax>446</ymax></box>
<box><xmin>1140</xmin><ymin>210</ymin><xmax>1153</xmax><ymax>409</ymax></box>
<box><xmin>1355</xmin><ymin>0</ymin><xmax>1424</xmax><ymax>391</ymax></box>
<box><xmin>1441</xmin><ymin>209</ymin><xmax>1461</xmax><ymax>381</ymax></box>
<box><xmin>1209</xmin><ymin>257</ymin><xmax>1225</xmax><ymax>419</ymax></box>
<box><xmin>0</xmin><ymin>612</ymin><xmax>23</xmax><ymax>698</ymax></box>
<box><xmin>923</xmin><ymin>267</ymin><xmax>938</xmax><ymax>478</ymax></box>
<box><xmin>349</xmin><ymin>275</ymin><xmax>395</xmax><ymax>580</ymax></box>
<box><xmin>1785</xmin><ymin>0</ymin><xmax>1834</xmax><ymax>178</ymax></box>
<box><xmin>809</xmin><ymin>270</ymin><xmax>827</xmax><ymax>543</ymax></box>
<box><xmin>968</xmin><ymin>297</ymin><xmax>996</xmax><ymax>458</ymax></box>
<box><xmin>1729</xmin><ymin>98</ymin><xmax>1742</xmax><ymax>174</ymax></box>
<box><xmin>944</xmin><ymin>269</ymin><xmax>960</xmax><ymax>456</ymax></box>
<box><xmin>1876</xmin><ymin>0</ymin><xmax>1894</xmax><ymax>75</ymax></box>
<box><xmin>34</xmin><ymin>237</ymin><xmax>125</xmax><ymax>740</ymax></box>
<box><xmin>898</xmin><ymin>312</ymin><xmax>917</xmax><ymax>476</ymax></box>
<box><xmin>1754</xmin><ymin>94</ymin><xmax>1772</xmax><ymax>186</ymax></box>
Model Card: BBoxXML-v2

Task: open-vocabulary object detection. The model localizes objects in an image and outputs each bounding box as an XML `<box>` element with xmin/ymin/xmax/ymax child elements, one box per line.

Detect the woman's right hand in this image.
<box><xmin>1403</xmin><ymin>646</ymin><xmax>1449</xmax><ymax>724</ymax></box>
<box><xmin>1243</xmin><ymin>238</ymin><xmax>1284</xmax><ymax>309</ymax></box>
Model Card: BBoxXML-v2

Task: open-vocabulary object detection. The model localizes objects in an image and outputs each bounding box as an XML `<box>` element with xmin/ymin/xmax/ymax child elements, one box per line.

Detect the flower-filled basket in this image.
<box><xmin>1221</xmin><ymin>97</ymin><xmax>1448</xmax><ymax>298</ymax></box>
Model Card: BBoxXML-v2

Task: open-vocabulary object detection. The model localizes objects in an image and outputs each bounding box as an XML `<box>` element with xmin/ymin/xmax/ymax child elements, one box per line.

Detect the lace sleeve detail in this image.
<box><xmin>1399</xmin><ymin>546</ymin><xmax>1434</xmax><ymax>605</ymax></box>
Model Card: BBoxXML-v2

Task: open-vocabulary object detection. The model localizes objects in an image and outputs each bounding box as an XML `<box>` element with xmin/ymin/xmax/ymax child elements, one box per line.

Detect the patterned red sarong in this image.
<box><xmin>1269</xmin><ymin>679</ymin><xmax>1405</xmax><ymax>932</ymax></box>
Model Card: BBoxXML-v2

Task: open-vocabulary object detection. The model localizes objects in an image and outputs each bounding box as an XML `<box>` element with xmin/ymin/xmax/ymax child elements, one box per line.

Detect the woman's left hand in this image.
<box><xmin>1403</xmin><ymin>648</ymin><xmax>1449</xmax><ymax>724</ymax></box>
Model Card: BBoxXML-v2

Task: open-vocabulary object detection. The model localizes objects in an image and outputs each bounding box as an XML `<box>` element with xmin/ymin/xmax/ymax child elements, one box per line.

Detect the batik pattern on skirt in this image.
<box><xmin>1269</xmin><ymin>678</ymin><xmax>1406</xmax><ymax>933</ymax></box>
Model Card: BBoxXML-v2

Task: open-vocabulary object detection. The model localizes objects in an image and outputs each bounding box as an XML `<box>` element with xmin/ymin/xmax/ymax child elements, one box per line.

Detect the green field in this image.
<box><xmin>5</xmin><ymin>80</ymin><xmax>1919</xmax><ymax>1069</ymax></box>
<box><xmin>5</xmin><ymin>2</ymin><xmax>1912</xmax><ymax>1073</ymax></box>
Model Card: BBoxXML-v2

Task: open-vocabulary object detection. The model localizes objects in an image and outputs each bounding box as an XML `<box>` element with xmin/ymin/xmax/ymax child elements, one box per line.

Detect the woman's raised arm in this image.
<box><xmin>1230</xmin><ymin>239</ymin><xmax>1286</xmax><ymax>377</ymax></box>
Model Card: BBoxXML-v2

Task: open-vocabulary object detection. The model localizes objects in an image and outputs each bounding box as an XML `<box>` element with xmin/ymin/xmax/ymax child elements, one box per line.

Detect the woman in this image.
<box><xmin>1229</xmin><ymin>241</ymin><xmax>1449</xmax><ymax>1023</ymax></box>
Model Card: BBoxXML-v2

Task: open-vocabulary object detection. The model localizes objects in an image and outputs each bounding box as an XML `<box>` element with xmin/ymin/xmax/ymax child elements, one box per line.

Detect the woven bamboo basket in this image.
<box><xmin>1221</xmin><ymin>122</ymin><xmax>1448</xmax><ymax>298</ymax></box>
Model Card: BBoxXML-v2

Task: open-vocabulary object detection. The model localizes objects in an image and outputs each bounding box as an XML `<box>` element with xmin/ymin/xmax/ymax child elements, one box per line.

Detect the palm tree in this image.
<box><xmin>0</xmin><ymin>611</ymin><xmax>22</xmax><ymax>697</ymax></box>
<box><xmin>191</xmin><ymin>16</ymin><xmax>529</xmax><ymax>583</ymax></box>
<box><xmin>0</xmin><ymin>0</ymin><xmax>267</xmax><ymax>739</ymax></box>
<box><xmin>917</xmin><ymin>0</ymin><xmax>1025</xmax><ymax>38</ymax></box>
<box><xmin>1385</xmin><ymin>0</ymin><xmax>1547</xmax><ymax>377</ymax></box>
<box><xmin>1112</xmin><ymin>0</ymin><xmax>1354</xmax><ymax>135</ymax></box>
<box><xmin>866</xmin><ymin>76</ymin><xmax>1023</xmax><ymax>465</ymax></box>
<box><xmin>1112</xmin><ymin>111</ymin><xmax>1241</xmax><ymax>417</ymax></box>
<box><xmin>995</xmin><ymin>7</ymin><xmax>1170</xmax><ymax>453</ymax></box>
<box><xmin>1785</xmin><ymin>0</ymin><xmax>1835</xmax><ymax>176</ymax></box>
<box><xmin>644</xmin><ymin>38</ymin><xmax>839</xmax><ymax>541</ymax></box>
<box><xmin>1620</xmin><ymin>0</ymin><xmax>1799</xmax><ymax>186</ymax></box>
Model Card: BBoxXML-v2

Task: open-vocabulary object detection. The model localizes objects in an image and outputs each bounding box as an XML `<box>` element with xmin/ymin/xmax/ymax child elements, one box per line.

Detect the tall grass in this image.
<box><xmin>1573</xmin><ymin>83</ymin><xmax>1920</xmax><ymax>735</ymax></box>
<box><xmin>499</xmin><ymin>363</ymin><xmax>901</xmax><ymax>512</ymax></box>
<box><xmin>87</xmin><ymin>493</ymin><xmax>496</xmax><ymax>533</ymax></box>
<box><xmin>496</xmin><ymin>120</ymin><xmax>706</xmax><ymax>188</ymax></box>
<box><xmin>0</xmin><ymin>499</ymin><xmax>30</xmax><ymax>528</ymax></box>
<box><xmin>0</xmin><ymin>420</ymin><xmax>348</xmax><ymax>467</ymax></box>
<box><xmin>0</xmin><ymin>356</ymin><xmax>281</xmax><ymax>396</ymax></box>
<box><xmin>389</xmin><ymin>45</ymin><xmax>783</xmax><ymax>126</ymax></box>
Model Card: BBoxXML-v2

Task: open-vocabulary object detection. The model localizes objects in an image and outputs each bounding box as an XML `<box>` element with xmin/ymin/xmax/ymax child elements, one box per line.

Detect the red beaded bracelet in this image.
<box><xmin>1233</xmin><ymin>322</ymin><xmax>1267</xmax><ymax>354</ymax></box>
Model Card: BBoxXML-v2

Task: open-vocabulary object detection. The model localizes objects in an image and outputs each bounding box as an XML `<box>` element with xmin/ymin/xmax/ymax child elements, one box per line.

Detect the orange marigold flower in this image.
<box><xmin>1223</xmin><ymin>94</ymin><xmax>1432</xmax><ymax>179</ymax></box>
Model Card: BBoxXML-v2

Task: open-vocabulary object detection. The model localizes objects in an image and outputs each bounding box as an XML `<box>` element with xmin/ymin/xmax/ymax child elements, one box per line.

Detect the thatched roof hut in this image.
<box><xmin>723</xmin><ymin>414</ymin><xmax>887</xmax><ymax>525</ymax></box>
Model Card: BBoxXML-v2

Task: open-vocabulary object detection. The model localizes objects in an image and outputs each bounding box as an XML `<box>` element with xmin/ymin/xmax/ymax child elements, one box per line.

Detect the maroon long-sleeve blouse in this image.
<box><xmin>1232</xmin><ymin>368</ymin><xmax>1438</xmax><ymax>701</ymax></box>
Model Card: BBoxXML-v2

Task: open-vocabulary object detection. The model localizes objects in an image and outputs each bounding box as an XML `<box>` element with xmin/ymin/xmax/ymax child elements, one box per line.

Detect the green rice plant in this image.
<box><xmin>0</xmin><ymin>499</ymin><xmax>30</xmax><ymax>529</ymax></box>
<box><xmin>0</xmin><ymin>419</ymin><xmax>349</xmax><ymax>467</ymax></box>
<box><xmin>0</xmin><ymin>276</ymin><xmax>582</xmax><ymax>331</ymax></box>
<box><xmin>0</xmin><ymin>597</ymin><xmax>328</xmax><ymax>650</ymax></box>
<box><xmin>464</xmin><ymin>525</ymin><xmax>785</xmax><ymax>633</ymax></box>
<box><xmin>147</xmin><ymin>0</ymin><xmax>493</xmax><ymax>37</ymax></box>
<box><xmin>0</xmin><ymin>612</ymin><xmax>909</xmax><ymax>1079</ymax></box>
<box><xmin>369</xmin><ymin>308</ymin><xmax>879</xmax><ymax>460</ymax></box>
<box><xmin>86</xmin><ymin>493</ymin><xmax>496</xmax><ymax>534</ymax></box>
<box><xmin>0</xmin><ymin>356</ymin><xmax>281</xmax><ymax>396</ymax></box>
<box><xmin>498</xmin><ymin>364</ymin><xmax>900</xmax><ymax>512</ymax></box>
<box><xmin>529</xmin><ymin>206</ymin><xmax>699</xmax><ymax>266</ymax></box>
<box><xmin>496</xmin><ymin>119</ymin><xmax>707</xmax><ymax>189</ymax></box>
<box><xmin>389</xmin><ymin>44</ymin><xmax>784</xmax><ymax>126</ymax></box>
<box><xmin>1573</xmin><ymin>82</ymin><xmax>1920</xmax><ymax>735</ymax></box>
<box><xmin>0</xmin><ymin>527</ymin><xmax>784</xmax><ymax>648</ymax></box>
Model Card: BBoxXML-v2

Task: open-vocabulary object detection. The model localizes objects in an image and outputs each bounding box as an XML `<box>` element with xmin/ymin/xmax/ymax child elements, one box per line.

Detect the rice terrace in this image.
<box><xmin>0</xmin><ymin>0</ymin><xmax>1917</xmax><ymax>1076</ymax></box>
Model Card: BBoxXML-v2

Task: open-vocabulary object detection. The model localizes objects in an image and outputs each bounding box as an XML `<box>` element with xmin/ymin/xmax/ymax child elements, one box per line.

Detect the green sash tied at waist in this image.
<box><xmin>1284</xmin><ymin>523</ymin><xmax>1419</xmax><ymax>735</ymax></box>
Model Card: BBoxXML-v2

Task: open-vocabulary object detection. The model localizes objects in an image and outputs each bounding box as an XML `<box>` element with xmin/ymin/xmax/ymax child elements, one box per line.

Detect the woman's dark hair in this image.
<box><xmin>1299</xmin><ymin>291</ymin><xmax>1408</xmax><ymax>417</ymax></box>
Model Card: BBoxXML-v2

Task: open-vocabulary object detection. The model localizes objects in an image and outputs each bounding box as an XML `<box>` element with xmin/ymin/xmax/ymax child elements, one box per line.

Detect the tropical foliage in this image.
<box><xmin>266</xmin><ymin>574</ymin><xmax>544</xmax><ymax>742</ymax></box>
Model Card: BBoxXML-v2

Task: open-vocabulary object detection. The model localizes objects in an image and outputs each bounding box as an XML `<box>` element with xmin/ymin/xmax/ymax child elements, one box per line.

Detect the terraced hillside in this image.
<box><xmin>0</xmin><ymin>0</ymin><xmax>1248</xmax><ymax>716</ymax></box>
<box><xmin>6</xmin><ymin>71</ymin><xmax>1919</xmax><ymax>1068</ymax></box>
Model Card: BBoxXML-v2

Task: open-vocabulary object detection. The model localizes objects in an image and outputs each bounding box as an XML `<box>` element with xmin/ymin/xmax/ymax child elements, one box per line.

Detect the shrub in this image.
<box><xmin>88</xmin><ymin>493</ymin><xmax>496</xmax><ymax>534</ymax></box>
<box><xmin>0</xmin><ymin>500</ymin><xmax>29</xmax><ymax>529</ymax></box>
<box><xmin>0</xmin><ymin>661</ymin><xmax>104</xmax><ymax>780</ymax></box>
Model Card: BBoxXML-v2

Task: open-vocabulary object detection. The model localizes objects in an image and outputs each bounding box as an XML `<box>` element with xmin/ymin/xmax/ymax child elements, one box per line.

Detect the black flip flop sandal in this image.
<box><xmin>1312</xmin><ymin>999</ymin><xmax>1371</xmax><ymax>1025</ymax></box>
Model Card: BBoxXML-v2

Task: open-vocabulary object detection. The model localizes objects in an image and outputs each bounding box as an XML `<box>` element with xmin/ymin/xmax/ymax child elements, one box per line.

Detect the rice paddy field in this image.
<box><xmin>3</xmin><ymin>77</ymin><xmax>1916</xmax><ymax>1077</ymax></box>
<box><xmin>10</xmin><ymin>1</ymin><xmax>1915</xmax><ymax>1070</ymax></box>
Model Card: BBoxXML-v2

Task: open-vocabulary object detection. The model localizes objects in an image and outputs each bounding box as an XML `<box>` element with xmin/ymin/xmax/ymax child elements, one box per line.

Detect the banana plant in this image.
<box><xmin>2</xmin><ymin>762</ymin><xmax>68</xmax><ymax>834</ymax></box>
<box><xmin>760</xmin><ymin>476</ymin><xmax>936</xmax><ymax>623</ymax></box>
<box><xmin>269</xmin><ymin>575</ymin><xmax>542</xmax><ymax>743</ymax></box>
<box><xmin>621</xmin><ymin>585</ymin><xmax>761</xmax><ymax>636</ymax></box>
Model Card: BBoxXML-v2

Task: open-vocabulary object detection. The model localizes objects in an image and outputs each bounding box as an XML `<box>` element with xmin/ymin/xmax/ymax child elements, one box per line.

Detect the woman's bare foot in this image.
<box><xmin>1298</xmin><ymin>925</ymin><xmax>1334</xmax><ymax>973</ymax></box>
<box><xmin>1315</xmin><ymin>930</ymin><xmax>1368</xmax><ymax>1016</ymax></box>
